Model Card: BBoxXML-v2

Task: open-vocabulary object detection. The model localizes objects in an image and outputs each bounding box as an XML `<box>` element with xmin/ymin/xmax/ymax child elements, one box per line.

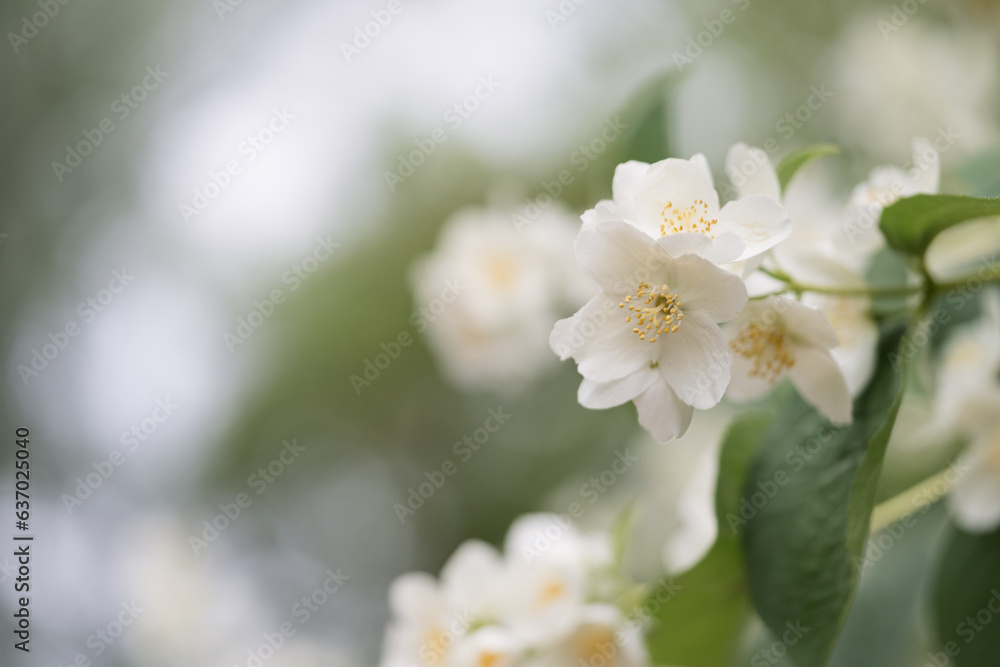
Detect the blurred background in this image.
<box><xmin>1</xmin><ymin>0</ymin><xmax>999</xmax><ymax>665</ymax></box>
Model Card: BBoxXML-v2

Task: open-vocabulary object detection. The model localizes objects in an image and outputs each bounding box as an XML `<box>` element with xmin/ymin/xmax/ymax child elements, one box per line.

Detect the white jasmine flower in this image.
<box><xmin>411</xmin><ymin>205</ymin><xmax>587</xmax><ymax>394</ymax></box>
<box><xmin>589</xmin><ymin>155</ymin><xmax>791</xmax><ymax>264</ymax></box>
<box><xmin>948</xmin><ymin>390</ymin><xmax>1000</xmax><ymax>533</ymax></box>
<box><xmin>843</xmin><ymin>137</ymin><xmax>940</xmax><ymax>256</ymax></box>
<box><xmin>550</xmin><ymin>221</ymin><xmax>748</xmax><ymax>442</ymax></box>
<box><xmin>725</xmin><ymin>144</ymin><xmax>880</xmax><ymax>396</ymax></box>
<box><xmin>724</xmin><ymin>296</ymin><xmax>852</xmax><ymax>424</ymax></box>
<box><xmin>381</xmin><ymin>542</ymin><xmax>505</xmax><ymax>667</ymax></box>
<box><xmin>524</xmin><ymin>604</ymin><xmax>646</xmax><ymax>667</ymax></box>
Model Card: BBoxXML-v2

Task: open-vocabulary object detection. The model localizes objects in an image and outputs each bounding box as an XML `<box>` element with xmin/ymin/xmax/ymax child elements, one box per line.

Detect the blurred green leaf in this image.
<box><xmin>645</xmin><ymin>411</ymin><xmax>773</xmax><ymax>667</ymax></box>
<box><xmin>776</xmin><ymin>143</ymin><xmax>840</xmax><ymax>193</ymax></box>
<box><xmin>741</xmin><ymin>326</ymin><xmax>907</xmax><ymax>666</ymax></box>
<box><xmin>931</xmin><ymin>525</ymin><xmax>1000</xmax><ymax>667</ymax></box>
<box><xmin>880</xmin><ymin>194</ymin><xmax>1000</xmax><ymax>259</ymax></box>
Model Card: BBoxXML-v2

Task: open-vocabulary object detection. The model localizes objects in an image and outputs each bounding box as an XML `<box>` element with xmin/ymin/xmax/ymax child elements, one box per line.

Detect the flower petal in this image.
<box><xmin>633</xmin><ymin>379</ymin><xmax>694</xmax><ymax>442</ymax></box>
<box><xmin>612</xmin><ymin>160</ymin><xmax>651</xmax><ymax>222</ymax></box>
<box><xmin>551</xmin><ymin>296</ymin><xmax>654</xmax><ymax>382</ymax></box>
<box><xmin>633</xmin><ymin>158</ymin><xmax>721</xmax><ymax>238</ymax></box>
<box><xmin>578</xmin><ymin>367</ymin><xmax>658</xmax><ymax>409</ymax></box>
<box><xmin>949</xmin><ymin>446</ymin><xmax>1000</xmax><ymax>533</ymax></box>
<box><xmin>659</xmin><ymin>311</ymin><xmax>731</xmax><ymax>409</ymax></box>
<box><xmin>725</xmin><ymin>348</ymin><xmax>781</xmax><ymax>401</ymax></box>
<box><xmin>716</xmin><ymin>195</ymin><xmax>792</xmax><ymax>261</ymax></box>
<box><xmin>778</xmin><ymin>297</ymin><xmax>840</xmax><ymax>349</ymax></box>
<box><xmin>788</xmin><ymin>345</ymin><xmax>852</xmax><ymax>424</ymax></box>
<box><xmin>664</xmin><ymin>253</ymin><xmax>748</xmax><ymax>323</ymax></box>
<box><xmin>657</xmin><ymin>230</ymin><xmax>745</xmax><ymax>265</ymax></box>
<box><xmin>574</xmin><ymin>221</ymin><xmax>669</xmax><ymax>295</ymax></box>
<box><xmin>725</xmin><ymin>143</ymin><xmax>780</xmax><ymax>201</ymax></box>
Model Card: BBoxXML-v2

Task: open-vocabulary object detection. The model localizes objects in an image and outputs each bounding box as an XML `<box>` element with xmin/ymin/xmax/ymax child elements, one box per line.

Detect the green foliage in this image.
<box><xmin>645</xmin><ymin>411</ymin><xmax>773</xmax><ymax>667</ymax></box>
<box><xmin>879</xmin><ymin>194</ymin><xmax>1000</xmax><ymax>259</ymax></box>
<box><xmin>776</xmin><ymin>144</ymin><xmax>840</xmax><ymax>193</ymax></box>
<box><xmin>741</xmin><ymin>326</ymin><xmax>907</xmax><ymax>666</ymax></box>
<box><xmin>931</xmin><ymin>525</ymin><xmax>1000</xmax><ymax>667</ymax></box>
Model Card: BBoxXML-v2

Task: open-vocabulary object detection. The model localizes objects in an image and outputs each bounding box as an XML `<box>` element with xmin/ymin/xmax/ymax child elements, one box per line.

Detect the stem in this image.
<box><xmin>869</xmin><ymin>467</ymin><xmax>957</xmax><ymax>533</ymax></box>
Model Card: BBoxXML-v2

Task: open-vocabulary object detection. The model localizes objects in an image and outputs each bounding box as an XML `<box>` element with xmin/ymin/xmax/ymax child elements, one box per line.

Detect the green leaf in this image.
<box><xmin>879</xmin><ymin>194</ymin><xmax>1000</xmax><ymax>258</ymax></box>
<box><xmin>741</xmin><ymin>326</ymin><xmax>907</xmax><ymax>666</ymax></box>
<box><xmin>931</xmin><ymin>525</ymin><xmax>1000</xmax><ymax>666</ymax></box>
<box><xmin>776</xmin><ymin>144</ymin><xmax>840</xmax><ymax>193</ymax></box>
<box><xmin>645</xmin><ymin>411</ymin><xmax>773</xmax><ymax>666</ymax></box>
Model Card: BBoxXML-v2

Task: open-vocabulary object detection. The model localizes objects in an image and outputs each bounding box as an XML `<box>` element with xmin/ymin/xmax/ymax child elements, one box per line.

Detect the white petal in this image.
<box><xmin>659</xmin><ymin>311</ymin><xmax>731</xmax><ymax>409</ymax></box>
<box><xmin>611</xmin><ymin>161</ymin><xmax>651</xmax><ymax>221</ymax></box>
<box><xmin>657</xmin><ymin>230</ymin><xmax>745</xmax><ymax>265</ymax></box>
<box><xmin>910</xmin><ymin>136</ymin><xmax>940</xmax><ymax>194</ymax></box>
<box><xmin>950</xmin><ymin>447</ymin><xmax>1000</xmax><ymax>533</ymax></box>
<box><xmin>577</xmin><ymin>367</ymin><xmax>658</xmax><ymax>409</ymax></box>
<box><xmin>689</xmin><ymin>153</ymin><xmax>714</xmax><ymax>185</ymax></box>
<box><xmin>633</xmin><ymin>379</ymin><xmax>694</xmax><ymax>442</ymax></box>
<box><xmin>778</xmin><ymin>297</ymin><xmax>840</xmax><ymax>349</ymax></box>
<box><xmin>441</xmin><ymin>540</ymin><xmax>504</xmax><ymax>615</ymax></box>
<box><xmin>574</xmin><ymin>221</ymin><xmax>669</xmax><ymax>294</ymax></box>
<box><xmin>664</xmin><ymin>253</ymin><xmax>748</xmax><ymax>323</ymax></box>
<box><xmin>633</xmin><ymin>158</ymin><xmax>721</xmax><ymax>238</ymax></box>
<box><xmin>551</xmin><ymin>296</ymin><xmax>655</xmax><ymax>383</ymax></box>
<box><xmin>580</xmin><ymin>200</ymin><xmax>621</xmax><ymax>231</ymax></box>
<box><xmin>725</xmin><ymin>143</ymin><xmax>780</xmax><ymax>201</ymax></box>
<box><xmin>388</xmin><ymin>573</ymin><xmax>441</xmax><ymax>619</ymax></box>
<box><xmin>716</xmin><ymin>195</ymin><xmax>792</xmax><ymax>261</ymax></box>
<box><xmin>788</xmin><ymin>345</ymin><xmax>853</xmax><ymax>424</ymax></box>
<box><xmin>725</xmin><ymin>347</ymin><xmax>781</xmax><ymax>401</ymax></box>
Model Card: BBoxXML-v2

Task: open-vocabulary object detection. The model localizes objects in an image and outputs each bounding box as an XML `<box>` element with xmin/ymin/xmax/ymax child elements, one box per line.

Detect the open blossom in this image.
<box><xmin>725</xmin><ymin>143</ymin><xmax>879</xmax><ymax>396</ymax></box>
<box><xmin>380</xmin><ymin>514</ymin><xmax>645</xmax><ymax>667</ymax></box>
<box><xmin>585</xmin><ymin>154</ymin><xmax>791</xmax><ymax>265</ymax></box>
<box><xmin>843</xmin><ymin>137</ymin><xmax>940</xmax><ymax>256</ymax></box>
<box><xmin>411</xmin><ymin>205</ymin><xmax>588</xmax><ymax>394</ymax></box>
<box><xmin>723</xmin><ymin>296</ymin><xmax>852</xmax><ymax>425</ymax></box>
<box><xmin>550</xmin><ymin>221</ymin><xmax>748</xmax><ymax>442</ymax></box>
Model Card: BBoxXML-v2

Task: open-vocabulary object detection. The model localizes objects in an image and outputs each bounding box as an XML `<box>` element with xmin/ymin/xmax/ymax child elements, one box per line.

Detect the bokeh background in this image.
<box><xmin>2</xmin><ymin>0</ymin><xmax>999</xmax><ymax>665</ymax></box>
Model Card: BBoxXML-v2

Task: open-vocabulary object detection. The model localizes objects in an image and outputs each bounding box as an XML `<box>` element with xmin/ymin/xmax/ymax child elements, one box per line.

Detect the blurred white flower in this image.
<box><xmin>725</xmin><ymin>144</ymin><xmax>879</xmax><ymax>396</ymax></box>
<box><xmin>588</xmin><ymin>155</ymin><xmax>790</xmax><ymax>264</ymax></box>
<box><xmin>935</xmin><ymin>289</ymin><xmax>1000</xmax><ymax>429</ymax></box>
<box><xmin>411</xmin><ymin>205</ymin><xmax>588</xmax><ymax>393</ymax></box>
<box><xmin>947</xmin><ymin>390</ymin><xmax>1000</xmax><ymax>532</ymax></box>
<box><xmin>551</xmin><ymin>221</ymin><xmax>748</xmax><ymax>442</ymax></box>
<box><xmin>724</xmin><ymin>296</ymin><xmax>852</xmax><ymax>424</ymax></box>
<box><xmin>843</xmin><ymin>137</ymin><xmax>940</xmax><ymax>257</ymax></box>
<box><xmin>380</xmin><ymin>514</ymin><xmax>644</xmax><ymax>667</ymax></box>
<box><xmin>832</xmin><ymin>16</ymin><xmax>998</xmax><ymax>161</ymax></box>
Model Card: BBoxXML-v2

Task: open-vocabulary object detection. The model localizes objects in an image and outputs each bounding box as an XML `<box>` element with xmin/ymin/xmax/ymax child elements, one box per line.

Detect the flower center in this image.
<box><xmin>478</xmin><ymin>652</ymin><xmax>502</xmax><ymax>667</ymax></box>
<box><xmin>619</xmin><ymin>282</ymin><xmax>684</xmax><ymax>343</ymax></box>
<box><xmin>537</xmin><ymin>580</ymin><xmax>565</xmax><ymax>604</ymax></box>
<box><xmin>729</xmin><ymin>323</ymin><xmax>795</xmax><ymax>382</ymax></box>
<box><xmin>659</xmin><ymin>199</ymin><xmax>717</xmax><ymax>238</ymax></box>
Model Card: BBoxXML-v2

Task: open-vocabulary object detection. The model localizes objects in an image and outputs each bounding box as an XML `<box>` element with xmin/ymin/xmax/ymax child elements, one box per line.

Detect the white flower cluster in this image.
<box><xmin>380</xmin><ymin>514</ymin><xmax>646</xmax><ymax>667</ymax></box>
<box><xmin>549</xmin><ymin>139</ymin><xmax>946</xmax><ymax>441</ymax></box>
<box><xmin>411</xmin><ymin>205</ymin><xmax>588</xmax><ymax>394</ymax></box>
